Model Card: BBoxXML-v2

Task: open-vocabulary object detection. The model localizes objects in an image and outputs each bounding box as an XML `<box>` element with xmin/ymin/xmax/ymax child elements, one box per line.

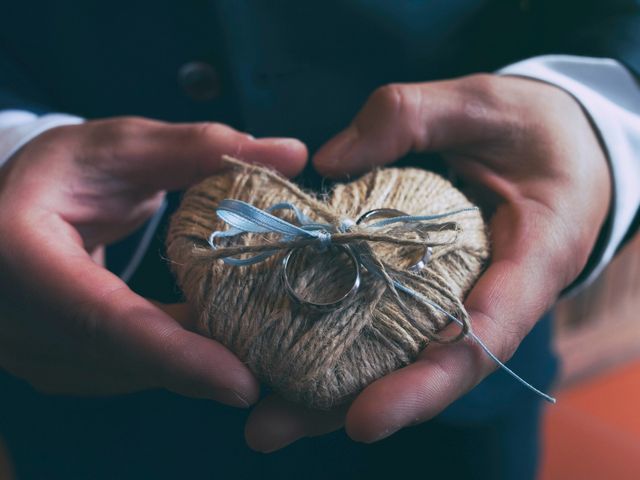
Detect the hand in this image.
<box><xmin>244</xmin><ymin>74</ymin><xmax>611</xmax><ymax>450</ymax></box>
<box><xmin>0</xmin><ymin>116</ymin><xmax>307</xmax><ymax>405</ymax></box>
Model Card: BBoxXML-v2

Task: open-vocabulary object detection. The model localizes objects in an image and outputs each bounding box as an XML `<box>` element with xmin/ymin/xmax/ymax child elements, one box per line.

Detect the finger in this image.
<box><xmin>313</xmin><ymin>76</ymin><xmax>503</xmax><ymax>177</ymax></box>
<box><xmin>86</xmin><ymin>117</ymin><xmax>308</xmax><ymax>189</ymax></box>
<box><xmin>76</xmin><ymin>274</ymin><xmax>259</xmax><ymax>405</ymax></box>
<box><xmin>345</xmin><ymin>204</ymin><xmax>563</xmax><ymax>442</ymax></box>
<box><xmin>10</xmin><ymin>220</ymin><xmax>260</xmax><ymax>407</ymax></box>
<box><xmin>245</xmin><ymin>394</ymin><xmax>347</xmax><ymax>453</ymax></box>
<box><xmin>151</xmin><ymin>302</ymin><xmax>198</xmax><ymax>332</ymax></box>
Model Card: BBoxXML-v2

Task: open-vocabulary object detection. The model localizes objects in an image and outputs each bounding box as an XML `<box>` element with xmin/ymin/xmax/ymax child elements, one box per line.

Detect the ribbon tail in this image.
<box><xmin>392</xmin><ymin>280</ymin><xmax>556</xmax><ymax>404</ymax></box>
<box><xmin>466</xmin><ymin>327</ymin><xmax>557</xmax><ymax>404</ymax></box>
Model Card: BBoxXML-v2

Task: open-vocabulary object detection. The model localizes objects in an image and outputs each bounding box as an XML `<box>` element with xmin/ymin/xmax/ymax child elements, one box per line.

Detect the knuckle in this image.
<box><xmin>458</xmin><ymin>74</ymin><xmax>508</xmax><ymax>112</ymax></box>
<box><xmin>363</xmin><ymin>83</ymin><xmax>426</xmax><ymax>146</ymax></box>
<box><xmin>118</xmin><ymin>115</ymin><xmax>152</xmax><ymax>131</ymax></box>
<box><xmin>369</xmin><ymin>83</ymin><xmax>413</xmax><ymax>117</ymax></box>
<box><xmin>460</xmin><ymin>73</ymin><xmax>500</xmax><ymax>99</ymax></box>
<box><xmin>101</xmin><ymin>116</ymin><xmax>150</xmax><ymax>137</ymax></box>
<box><xmin>457</xmin><ymin>74</ymin><xmax>505</xmax><ymax>123</ymax></box>
<box><xmin>191</xmin><ymin>121</ymin><xmax>234</xmax><ymax>143</ymax></box>
<box><xmin>457</xmin><ymin>73</ymin><xmax>517</xmax><ymax>126</ymax></box>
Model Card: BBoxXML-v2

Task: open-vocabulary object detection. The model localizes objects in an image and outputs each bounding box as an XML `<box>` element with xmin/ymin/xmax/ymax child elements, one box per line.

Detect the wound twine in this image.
<box><xmin>166</xmin><ymin>156</ymin><xmax>555</xmax><ymax>409</ymax></box>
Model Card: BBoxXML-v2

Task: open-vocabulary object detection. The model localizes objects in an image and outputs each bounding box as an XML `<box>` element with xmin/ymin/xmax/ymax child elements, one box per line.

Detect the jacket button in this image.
<box><xmin>178</xmin><ymin>61</ymin><xmax>221</xmax><ymax>101</ymax></box>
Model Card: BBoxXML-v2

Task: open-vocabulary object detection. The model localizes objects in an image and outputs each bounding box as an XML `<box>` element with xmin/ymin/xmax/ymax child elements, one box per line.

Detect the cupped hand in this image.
<box><xmin>245</xmin><ymin>74</ymin><xmax>611</xmax><ymax>450</ymax></box>
<box><xmin>0</xmin><ymin>116</ymin><xmax>307</xmax><ymax>406</ymax></box>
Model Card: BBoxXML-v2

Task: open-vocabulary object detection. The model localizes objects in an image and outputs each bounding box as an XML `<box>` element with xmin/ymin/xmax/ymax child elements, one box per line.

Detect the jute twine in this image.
<box><xmin>166</xmin><ymin>157</ymin><xmax>489</xmax><ymax>409</ymax></box>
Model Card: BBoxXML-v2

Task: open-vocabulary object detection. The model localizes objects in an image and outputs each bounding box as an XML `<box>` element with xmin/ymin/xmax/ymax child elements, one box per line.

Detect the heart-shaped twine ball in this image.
<box><xmin>166</xmin><ymin>157</ymin><xmax>489</xmax><ymax>409</ymax></box>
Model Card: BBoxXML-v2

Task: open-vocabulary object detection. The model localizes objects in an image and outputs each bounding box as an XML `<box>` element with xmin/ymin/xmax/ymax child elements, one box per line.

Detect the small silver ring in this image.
<box><xmin>408</xmin><ymin>246</ymin><xmax>433</xmax><ymax>272</ymax></box>
<box><xmin>356</xmin><ymin>208</ymin><xmax>407</xmax><ymax>224</ymax></box>
<box><xmin>281</xmin><ymin>244</ymin><xmax>361</xmax><ymax>312</ymax></box>
<box><xmin>356</xmin><ymin>208</ymin><xmax>432</xmax><ymax>272</ymax></box>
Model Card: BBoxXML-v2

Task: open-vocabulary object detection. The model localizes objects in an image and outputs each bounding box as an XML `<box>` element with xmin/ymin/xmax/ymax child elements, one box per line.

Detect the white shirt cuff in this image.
<box><xmin>498</xmin><ymin>55</ymin><xmax>640</xmax><ymax>291</ymax></box>
<box><xmin>0</xmin><ymin>110</ymin><xmax>85</xmax><ymax>166</ymax></box>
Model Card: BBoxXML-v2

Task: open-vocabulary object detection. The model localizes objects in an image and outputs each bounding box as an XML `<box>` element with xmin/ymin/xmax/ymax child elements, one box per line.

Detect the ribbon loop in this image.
<box><xmin>217</xmin><ymin>199</ymin><xmax>320</xmax><ymax>238</ymax></box>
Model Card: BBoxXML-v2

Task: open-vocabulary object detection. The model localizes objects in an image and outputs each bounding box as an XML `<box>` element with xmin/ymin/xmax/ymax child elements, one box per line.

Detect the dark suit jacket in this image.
<box><xmin>4</xmin><ymin>0</ymin><xmax>639</xmax><ymax>290</ymax></box>
<box><xmin>2</xmin><ymin>0</ymin><xmax>639</xmax><ymax>145</ymax></box>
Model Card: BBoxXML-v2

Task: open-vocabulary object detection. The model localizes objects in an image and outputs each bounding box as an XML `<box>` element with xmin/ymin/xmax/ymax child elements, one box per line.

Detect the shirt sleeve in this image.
<box><xmin>0</xmin><ymin>109</ymin><xmax>166</xmax><ymax>283</ymax></box>
<box><xmin>497</xmin><ymin>54</ymin><xmax>640</xmax><ymax>293</ymax></box>
<box><xmin>0</xmin><ymin>110</ymin><xmax>85</xmax><ymax>166</ymax></box>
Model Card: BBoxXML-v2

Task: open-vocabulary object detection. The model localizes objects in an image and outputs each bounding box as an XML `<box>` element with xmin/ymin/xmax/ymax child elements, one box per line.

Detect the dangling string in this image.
<box><xmin>208</xmin><ymin>198</ymin><xmax>556</xmax><ymax>404</ymax></box>
<box><xmin>391</xmin><ymin>280</ymin><xmax>556</xmax><ymax>403</ymax></box>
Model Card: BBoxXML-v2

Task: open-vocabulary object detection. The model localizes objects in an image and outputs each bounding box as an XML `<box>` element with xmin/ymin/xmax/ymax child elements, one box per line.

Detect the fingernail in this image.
<box><xmin>214</xmin><ymin>388</ymin><xmax>251</xmax><ymax>408</ymax></box>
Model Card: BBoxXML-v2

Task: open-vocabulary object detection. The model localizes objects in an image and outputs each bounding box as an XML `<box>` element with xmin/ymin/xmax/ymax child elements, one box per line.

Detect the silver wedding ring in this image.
<box><xmin>355</xmin><ymin>208</ymin><xmax>432</xmax><ymax>273</ymax></box>
<box><xmin>281</xmin><ymin>208</ymin><xmax>431</xmax><ymax>311</ymax></box>
<box><xmin>281</xmin><ymin>244</ymin><xmax>361</xmax><ymax>312</ymax></box>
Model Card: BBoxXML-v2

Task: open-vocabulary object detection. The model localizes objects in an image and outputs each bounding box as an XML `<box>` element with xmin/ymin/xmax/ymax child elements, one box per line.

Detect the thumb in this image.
<box><xmin>152</xmin><ymin>302</ymin><xmax>198</xmax><ymax>332</ymax></box>
<box><xmin>313</xmin><ymin>76</ymin><xmax>502</xmax><ymax>178</ymax></box>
